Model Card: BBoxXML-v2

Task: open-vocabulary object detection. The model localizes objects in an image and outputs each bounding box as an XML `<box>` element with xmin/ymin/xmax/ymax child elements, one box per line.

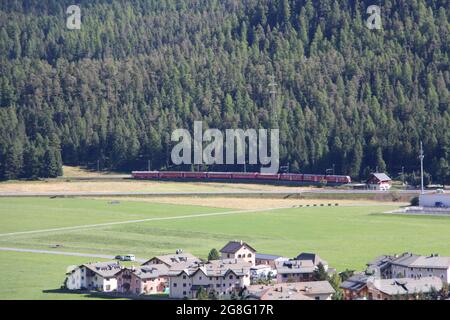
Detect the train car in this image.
<box><xmin>132</xmin><ymin>171</ymin><xmax>159</xmax><ymax>179</ymax></box>
<box><xmin>303</xmin><ymin>174</ymin><xmax>326</xmax><ymax>183</ymax></box>
<box><xmin>255</xmin><ymin>173</ymin><xmax>281</xmax><ymax>181</ymax></box>
<box><xmin>231</xmin><ymin>173</ymin><xmax>258</xmax><ymax>180</ymax></box>
<box><xmin>280</xmin><ymin>173</ymin><xmax>305</xmax><ymax>182</ymax></box>
<box><xmin>132</xmin><ymin>171</ymin><xmax>351</xmax><ymax>185</ymax></box>
<box><xmin>207</xmin><ymin>172</ymin><xmax>233</xmax><ymax>179</ymax></box>
<box><xmin>183</xmin><ymin>172</ymin><xmax>208</xmax><ymax>179</ymax></box>
<box><xmin>158</xmin><ymin>171</ymin><xmax>184</xmax><ymax>179</ymax></box>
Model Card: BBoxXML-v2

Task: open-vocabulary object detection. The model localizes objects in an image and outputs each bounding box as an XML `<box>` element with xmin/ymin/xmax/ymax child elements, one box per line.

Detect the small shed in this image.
<box><xmin>366</xmin><ymin>173</ymin><xmax>392</xmax><ymax>191</ymax></box>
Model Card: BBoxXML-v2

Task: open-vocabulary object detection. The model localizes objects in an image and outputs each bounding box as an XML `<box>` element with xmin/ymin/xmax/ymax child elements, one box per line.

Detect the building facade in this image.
<box><xmin>116</xmin><ymin>265</ymin><xmax>169</xmax><ymax>295</ymax></box>
<box><xmin>220</xmin><ymin>241</ymin><xmax>256</xmax><ymax>266</ymax></box>
<box><xmin>168</xmin><ymin>259</ymin><xmax>252</xmax><ymax>299</ymax></box>
<box><xmin>366</xmin><ymin>173</ymin><xmax>392</xmax><ymax>191</ymax></box>
<box><xmin>65</xmin><ymin>262</ymin><xmax>121</xmax><ymax>292</ymax></box>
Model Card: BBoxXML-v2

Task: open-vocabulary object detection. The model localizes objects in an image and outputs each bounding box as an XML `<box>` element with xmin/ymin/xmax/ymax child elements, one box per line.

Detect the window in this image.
<box><xmin>106</xmin><ymin>285</ymin><xmax>111</xmax><ymax>291</ymax></box>
<box><xmin>173</xmin><ymin>283</ymin><xmax>177</xmax><ymax>287</ymax></box>
<box><xmin>216</xmin><ymin>284</ymin><xmax>221</xmax><ymax>288</ymax></box>
<box><xmin>183</xmin><ymin>275</ymin><xmax>186</xmax><ymax>279</ymax></box>
<box><xmin>248</xmin><ymin>254</ymin><xmax>252</xmax><ymax>258</ymax></box>
<box><xmin>183</xmin><ymin>283</ymin><xmax>187</xmax><ymax>288</ymax></box>
<box><xmin>315</xmin><ymin>297</ymin><xmax>320</xmax><ymax>300</ymax></box>
<box><xmin>238</xmin><ymin>254</ymin><xmax>242</xmax><ymax>258</ymax></box>
<box><xmin>229</xmin><ymin>276</ymin><xmax>233</xmax><ymax>280</ymax></box>
<box><xmin>183</xmin><ymin>291</ymin><xmax>187</xmax><ymax>296</ymax></box>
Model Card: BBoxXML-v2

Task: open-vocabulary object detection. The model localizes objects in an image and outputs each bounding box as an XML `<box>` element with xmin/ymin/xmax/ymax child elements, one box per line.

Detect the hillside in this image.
<box><xmin>0</xmin><ymin>0</ymin><xmax>449</xmax><ymax>183</ymax></box>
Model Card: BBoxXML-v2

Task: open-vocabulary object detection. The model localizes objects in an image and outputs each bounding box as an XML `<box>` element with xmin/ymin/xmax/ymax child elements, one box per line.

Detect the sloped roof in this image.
<box><xmin>143</xmin><ymin>252</ymin><xmax>200</xmax><ymax>267</ymax></box>
<box><xmin>340</xmin><ymin>273</ymin><xmax>369</xmax><ymax>291</ymax></box>
<box><xmin>370</xmin><ymin>277</ymin><xmax>443</xmax><ymax>296</ymax></box>
<box><xmin>220</xmin><ymin>241</ymin><xmax>256</xmax><ymax>254</ymax></box>
<box><xmin>120</xmin><ymin>264</ymin><xmax>169</xmax><ymax>280</ymax></box>
<box><xmin>296</xmin><ymin>253</ymin><xmax>328</xmax><ymax>266</ymax></box>
<box><xmin>256</xmin><ymin>253</ymin><xmax>287</xmax><ymax>261</ymax></box>
<box><xmin>275</xmin><ymin>260</ymin><xmax>316</xmax><ymax>274</ymax></box>
<box><xmin>83</xmin><ymin>262</ymin><xmax>122</xmax><ymax>278</ymax></box>
<box><xmin>391</xmin><ymin>253</ymin><xmax>450</xmax><ymax>269</ymax></box>
<box><xmin>168</xmin><ymin>259</ymin><xmax>252</xmax><ymax>278</ymax></box>
<box><xmin>368</xmin><ymin>173</ymin><xmax>392</xmax><ymax>182</ymax></box>
<box><xmin>246</xmin><ymin>281</ymin><xmax>335</xmax><ymax>300</ymax></box>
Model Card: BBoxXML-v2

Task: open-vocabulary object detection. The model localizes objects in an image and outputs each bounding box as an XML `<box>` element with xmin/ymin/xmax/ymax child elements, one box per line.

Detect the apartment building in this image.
<box><xmin>168</xmin><ymin>259</ymin><xmax>252</xmax><ymax>299</ymax></box>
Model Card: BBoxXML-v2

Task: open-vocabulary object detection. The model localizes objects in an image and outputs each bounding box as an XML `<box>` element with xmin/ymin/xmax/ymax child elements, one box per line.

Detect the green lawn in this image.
<box><xmin>1</xmin><ymin>197</ymin><xmax>450</xmax><ymax>299</ymax></box>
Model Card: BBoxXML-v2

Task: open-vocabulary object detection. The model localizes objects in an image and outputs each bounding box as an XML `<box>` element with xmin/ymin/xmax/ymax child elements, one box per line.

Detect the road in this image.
<box><xmin>0</xmin><ymin>189</ymin><xmax>423</xmax><ymax>198</ymax></box>
<box><xmin>0</xmin><ymin>247</ymin><xmax>147</xmax><ymax>263</ymax></box>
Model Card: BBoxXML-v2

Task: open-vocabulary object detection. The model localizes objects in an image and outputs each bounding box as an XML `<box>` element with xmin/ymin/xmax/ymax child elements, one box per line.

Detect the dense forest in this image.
<box><xmin>0</xmin><ymin>0</ymin><xmax>449</xmax><ymax>183</ymax></box>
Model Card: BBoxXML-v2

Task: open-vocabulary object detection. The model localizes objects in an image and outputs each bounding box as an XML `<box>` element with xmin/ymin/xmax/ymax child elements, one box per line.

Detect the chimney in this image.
<box><xmin>240</xmin><ymin>240</ymin><xmax>243</xmax><ymax>245</ymax></box>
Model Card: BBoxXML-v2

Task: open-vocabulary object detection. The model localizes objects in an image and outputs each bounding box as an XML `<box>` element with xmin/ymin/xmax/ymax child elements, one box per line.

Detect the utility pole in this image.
<box><xmin>401</xmin><ymin>166</ymin><xmax>405</xmax><ymax>185</ymax></box>
<box><xmin>268</xmin><ymin>75</ymin><xmax>278</xmax><ymax>126</ymax></box>
<box><xmin>148</xmin><ymin>160</ymin><xmax>151</xmax><ymax>172</ymax></box>
<box><xmin>332</xmin><ymin>164</ymin><xmax>335</xmax><ymax>176</ymax></box>
<box><xmin>420</xmin><ymin>141</ymin><xmax>425</xmax><ymax>194</ymax></box>
<box><xmin>97</xmin><ymin>160</ymin><xmax>100</xmax><ymax>172</ymax></box>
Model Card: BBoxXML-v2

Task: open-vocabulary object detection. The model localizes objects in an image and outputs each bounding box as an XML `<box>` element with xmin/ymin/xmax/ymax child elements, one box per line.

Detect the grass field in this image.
<box><xmin>1</xmin><ymin>197</ymin><xmax>450</xmax><ymax>299</ymax></box>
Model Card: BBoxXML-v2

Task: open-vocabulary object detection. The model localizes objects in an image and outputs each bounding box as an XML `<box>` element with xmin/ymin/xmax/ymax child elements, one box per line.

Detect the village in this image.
<box><xmin>64</xmin><ymin>240</ymin><xmax>450</xmax><ymax>301</ymax></box>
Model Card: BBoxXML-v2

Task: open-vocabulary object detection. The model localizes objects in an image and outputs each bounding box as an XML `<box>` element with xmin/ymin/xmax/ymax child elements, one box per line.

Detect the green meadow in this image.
<box><xmin>1</xmin><ymin>197</ymin><xmax>450</xmax><ymax>299</ymax></box>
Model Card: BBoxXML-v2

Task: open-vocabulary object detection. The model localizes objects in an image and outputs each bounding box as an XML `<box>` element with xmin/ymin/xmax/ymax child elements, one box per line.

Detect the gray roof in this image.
<box><xmin>367</xmin><ymin>255</ymin><xmax>395</xmax><ymax>269</ymax></box>
<box><xmin>256</xmin><ymin>253</ymin><xmax>286</xmax><ymax>261</ymax></box>
<box><xmin>220</xmin><ymin>241</ymin><xmax>256</xmax><ymax>254</ymax></box>
<box><xmin>369</xmin><ymin>277</ymin><xmax>443</xmax><ymax>296</ymax></box>
<box><xmin>246</xmin><ymin>281</ymin><xmax>335</xmax><ymax>300</ymax></box>
<box><xmin>143</xmin><ymin>252</ymin><xmax>200</xmax><ymax>267</ymax></box>
<box><xmin>120</xmin><ymin>264</ymin><xmax>169</xmax><ymax>280</ymax></box>
<box><xmin>340</xmin><ymin>273</ymin><xmax>369</xmax><ymax>291</ymax></box>
<box><xmin>168</xmin><ymin>259</ymin><xmax>252</xmax><ymax>278</ymax></box>
<box><xmin>368</xmin><ymin>173</ymin><xmax>392</xmax><ymax>182</ymax></box>
<box><xmin>83</xmin><ymin>262</ymin><xmax>122</xmax><ymax>278</ymax></box>
<box><xmin>296</xmin><ymin>253</ymin><xmax>328</xmax><ymax>266</ymax></box>
<box><xmin>276</xmin><ymin>260</ymin><xmax>316</xmax><ymax>274</ymax></box>
<box><xmin>391</xmin><ymin>253</ymin><xmax>450</xmax><ymax>269</ymax></box>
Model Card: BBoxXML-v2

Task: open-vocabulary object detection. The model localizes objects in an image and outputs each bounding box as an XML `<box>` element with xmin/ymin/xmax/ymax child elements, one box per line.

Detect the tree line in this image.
<box><xmin>0</xmin><ymin>0</ymin><xmax>449</xmax><ymax>184</ymax></box>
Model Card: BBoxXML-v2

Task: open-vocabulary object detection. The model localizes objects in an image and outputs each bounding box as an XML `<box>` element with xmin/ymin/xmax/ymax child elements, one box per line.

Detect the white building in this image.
<box><xmin>65</xmin><ymin>262</ymin><xmax>121</xmax><ymax>292</ymax></box>
<box><xmin>250</xmin><ymin>265</ymin><xmax>276</xmax><ymax>280</ymax></box>
<box><xmin>390</xmin><ymin>253</ymin><xmax>450</xmax><ymax>284</ymax></box>
<box><xmin>419</xmin><ymin>192</ymin><xmax>450</xmax><ymax>208</ymax></box>
<box><xmin>168</xmin><ymin>259</ymin><xmax>252</xmax><ymax>299</ymax></box>
<box><xmin>367</xmin><ymin>253</ymin><xmax>450</xmax><ymax>284</ymax></box>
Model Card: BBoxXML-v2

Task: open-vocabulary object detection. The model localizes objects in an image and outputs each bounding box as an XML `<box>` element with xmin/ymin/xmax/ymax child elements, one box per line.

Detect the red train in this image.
<box><xmin>131</xmin><ymin>171</ymin><xmax>351</xmax><ymax>185</ymax></box>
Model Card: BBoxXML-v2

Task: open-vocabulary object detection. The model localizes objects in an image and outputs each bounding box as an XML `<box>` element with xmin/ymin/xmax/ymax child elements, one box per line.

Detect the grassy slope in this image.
<box><xmin>1</xmin><ymin>198</ymin><xmax>450</xmax><ymax>299</ymax></box>
<box><xmin>0</xmin><ymin>198</ymin><xmax>226</xmax><ymax>233</ymax></box>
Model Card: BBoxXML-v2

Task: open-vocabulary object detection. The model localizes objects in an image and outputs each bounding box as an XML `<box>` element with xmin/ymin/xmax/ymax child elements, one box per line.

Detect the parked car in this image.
<box><xmin>123</xmin><ymin>254</ymin><xmax>136</xmax><ymax>261</ymax></box>
<box><xmin>115</xmin><ymin>254</ymin><xmax>136</xmax><ymax>261</ymax></box>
